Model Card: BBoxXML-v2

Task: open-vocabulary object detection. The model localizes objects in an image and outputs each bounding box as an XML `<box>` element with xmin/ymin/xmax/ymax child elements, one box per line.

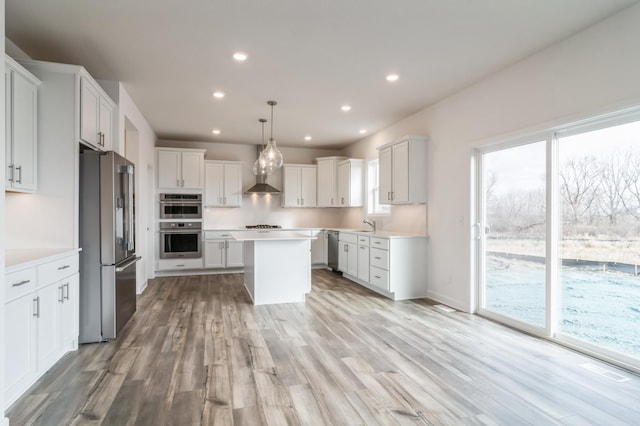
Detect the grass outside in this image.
<box><xmin>488</xmin><ymin>237</ymin><xmax>640</xmax><ymax>266</ymax></box>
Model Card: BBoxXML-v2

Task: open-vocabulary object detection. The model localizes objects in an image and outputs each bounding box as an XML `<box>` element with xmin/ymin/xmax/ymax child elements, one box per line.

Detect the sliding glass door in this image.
<box><xmin>557</xmin><ymin>120</ymin><xmax>640</xmax><ymax>360</ymax></box>
<box><xmin>477</xmin><ymin>112</ymin><xmax>640</xmax><ymax>371</ymax></box>
<box><xmin>479</xmin><ymin>141</ymin><xmax>547</xmax><ymax>330</ymax></box>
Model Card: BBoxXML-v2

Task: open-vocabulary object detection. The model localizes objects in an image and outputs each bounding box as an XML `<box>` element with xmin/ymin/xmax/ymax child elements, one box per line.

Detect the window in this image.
<box><xmin>367</xmin><ymin>159</ymin><xmax>390</xmax><ymax>215</ymax></box>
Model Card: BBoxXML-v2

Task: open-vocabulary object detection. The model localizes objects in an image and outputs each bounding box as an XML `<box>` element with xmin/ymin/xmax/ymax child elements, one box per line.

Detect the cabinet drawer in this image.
<box><xmin>38</xmin><ymin>254</ymin><xmax>79</xmax><ymax>287</ymax></box>
<box><xmin>369</xmin><ymin>266</ymin><xmax>389</xmax><ymax>291</ymax></box>
<box><xmin>157</xmin><ymin>258</ymin><xmax>203</xmax><ymax>271</ymax></box>
<box><xmin>370</xmin><ymin>237</ymin><xmax>389</xmax><ymax>250</ymax></box>
<box><xmin>370</xmin><ymin>248</ymin><xmax>389</xmax><ymax>270</ymax></box>
<box><xmin>205</xmin><ymin>230</ymin><xmax>234</xmax><ymax>239</ymax></box>
<box><xmin>6</xmin><ymin>268</ymin><xmax>36</xmax><ymax>301</ymax></box>
<box><xmin>339</xmin><ymin>232</ymin><xmax>357</xmax><ymax>244</ymax></box>
<box><xmin>357</xmin><ymin>235</ymin><xmax>370</xmax><ymax>246</ymax></box>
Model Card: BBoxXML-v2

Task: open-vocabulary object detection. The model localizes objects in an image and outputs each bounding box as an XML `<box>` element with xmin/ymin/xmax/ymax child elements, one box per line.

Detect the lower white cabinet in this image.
<box><xmin>4</xmin><ymin>250</ymin><xmax>79</xmax><ymax>409</ymax></box>
<box><xmin>338</xmin><ymin>233</ymin><xmax>358</xmax><ymax>277</ymax></box>
<box><xmin>338</xmin><ymin>233</ymin><xmax>428</xmax><ymax>300</ymax></box>
<box><xmin>204</xmin><ymin>231</ymin><xmax>244</xmax><ymax>269</ymax></box>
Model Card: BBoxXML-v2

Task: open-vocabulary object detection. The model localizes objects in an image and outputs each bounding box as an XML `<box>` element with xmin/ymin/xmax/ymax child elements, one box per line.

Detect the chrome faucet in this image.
<box><xmin>363</xmin><ymin>217</ymin><xmax>376</xmax><ymax>232</ymax></box>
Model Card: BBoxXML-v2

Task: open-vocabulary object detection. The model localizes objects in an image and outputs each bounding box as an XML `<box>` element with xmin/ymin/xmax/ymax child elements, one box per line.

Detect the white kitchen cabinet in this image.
<box><xmin>4</xmin><ymin>292</ymin><xmax>35</xmax><ymax>407</ymax></box>
<box><xmin>378</xmin><ymin>136</ymin><xmax>428</xmax><ymax>204</ymax></box>
<box><xmin>3</xmin><ymin>250</ymin><xmax>80</xmax><ymax>409</ymax></box>
<box><xmin>356</xmin><ymin>235</ymin><xmax>370</xmax><ymax>282</ymax></box>
<box><xmin>338</xmin><ymin>232</ymin><xmax>358</xmax><ymax>276</ymax></box>
<box><xmin>283</xmin><ymin>164</ymin><xmax>317</xmax><ymax>207</ymax></box>
<box><xmin>5</xmin><ymin>55</ymin><xmax>40</xmax><ymax>193</ymax></box>
<box><xmin>204</xmin><ymin>231</ymin><xmax>244</xmax><ymax>269</ymax></box>
<box><xmin>80</xmin><ymin>76</ymin><xmax>114</xmax><ymax>151</ymax></box>
<box><xmin>157</xmin><ymin>148</ymin><xmax>206</xmax><ymax>190</ymax></box>
<box><xmin>204</xmin><ymin>161</ymin><xmax>243</xmax><ymax>207</ymax></box>
<box><xmin>316</xmin><ymin>156</ymin><xmax>347</xmax><ymax>207</ymax></box>
<box><xmin>337</xmin><ymin>159</ymin><xmax>364</xmax><ymax>207</ymax></box>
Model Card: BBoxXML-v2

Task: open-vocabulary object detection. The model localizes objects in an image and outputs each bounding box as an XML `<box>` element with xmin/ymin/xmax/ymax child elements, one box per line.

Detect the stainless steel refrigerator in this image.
<box><xmin>79</xmin><ymin>150</ymin><xmax>139</xmax><ymax>343</ymax></box>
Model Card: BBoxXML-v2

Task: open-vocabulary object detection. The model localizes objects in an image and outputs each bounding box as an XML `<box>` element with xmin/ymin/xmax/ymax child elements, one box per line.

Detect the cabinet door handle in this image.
<box><xmin>181</xmin><ymin>179</ymin><xmax>185</xmax><ymax>187</ymax></box>
<box><xmin>301</xmin><ymin>198</ymin><xmax>304</xmax><ymax>206</ymax></box>
<box><xmin>360</xmin><ymin>247</ymin><xmax>366</xmax><ymax>250</ymax></box>
<box><xmin>341</xmin><ymin>197</ymin><xmax>344</xmax><ymax>204</ymax></box>
<box><xmin>177</xmin><ymin>179</ymin><xmax>180</xmax><ymax>187</ymax></box>
<box><xmin>331</xmin><ymin>198</ymin><xmax>334</xmax><ymax>205</ymax></box>
<box><xmin>297</xmin><ymin>198</ymin><xmax>300</xmax><ymax>206</ymax></box>
<box><xmin>8</xmin><ymin>164</ymin><xmax>14</xmax><ymax>182</ymax></box>
<box><xmin>58</xmin><ymin>286</ymin><xmax>64</xmax><ymax>303</ymax></box>
<box><xmin>15</xmin><ymin>165</ymin><xmax>22</xmax><ymax>184</ymax></box>
<box><xmin>225</xmin><ymin>240</ymin><xmax>229</xmax><ymax>249</ymax></box>
<box><xmin>223</xmin><ymin>197</ymin><xmax>227</xmax><ymax>205</ymax></box>
<box><xmin>176</xmin><ymin>264</ymin><xmax>185</xmax><ymax>267</ymax></box>
<box><xmin>374</xmin><ymin>256</ymin><xmax>381</xmax><ymax>260</ymax></box>
<box><xmin>58</xmin><ymin>265</ymin><xmax>70</xmax><ymax>270</ymax></box>
<box><xmin>64</xmin><ymin>283</ymin><xmax>70</xmax><ymax>301</ymax></box>
<box><xmin>12</xmin><ymin>279</ymin><xmax>30</xmax><ymax>287</ymax></box>
<box><xmin>33</xmin><ymin>297</ymin><xmax>40</xmax><ymax>318</ymax></box>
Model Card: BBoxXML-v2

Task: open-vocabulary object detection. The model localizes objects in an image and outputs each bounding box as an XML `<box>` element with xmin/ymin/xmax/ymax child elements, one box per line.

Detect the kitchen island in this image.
<box><xmin>229</xmin><ymin>231</ymin><xmax>316</xmax><ymax>305</ymax></box>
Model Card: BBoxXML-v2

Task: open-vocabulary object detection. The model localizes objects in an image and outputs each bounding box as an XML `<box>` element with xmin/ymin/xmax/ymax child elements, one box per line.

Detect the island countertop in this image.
<box><xmin>229</xmin><ymin>231</ymin><xmax>317</xmax><ymax>241</ymax></box>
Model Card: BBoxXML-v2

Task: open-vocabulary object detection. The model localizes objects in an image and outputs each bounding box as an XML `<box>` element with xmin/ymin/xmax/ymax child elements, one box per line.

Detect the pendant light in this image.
<box><xmin>253</xmin><ymin>118</ymin><xmax>273</xmax><ymax>176</ymax></box>
<box><xmin>261</xmin><ymin>100</ymin><xmax>284</xmax><ymax>169</ymax></box>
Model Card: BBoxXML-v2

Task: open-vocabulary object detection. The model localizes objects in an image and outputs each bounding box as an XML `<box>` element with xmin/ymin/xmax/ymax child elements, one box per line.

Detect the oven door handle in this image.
<box><xmin>159</xmin><ymin>230</ymin><xmax>203</xmax><ymax>234</ymax></box>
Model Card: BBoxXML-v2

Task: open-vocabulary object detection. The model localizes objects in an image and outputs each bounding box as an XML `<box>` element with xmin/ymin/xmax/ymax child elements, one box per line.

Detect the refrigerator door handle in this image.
<box><xmin>115</xmin><ymin>256</ymin><xmax>142</xmax><ymax>272</ymax></box>
<box><xmin>127</xmin><ymin>171</ymin><xmax>135</xmax><ymax>251</ymax></box>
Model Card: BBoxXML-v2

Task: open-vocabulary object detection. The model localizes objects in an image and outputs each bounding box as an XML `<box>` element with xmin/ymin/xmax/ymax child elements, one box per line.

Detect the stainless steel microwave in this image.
<box><xmin>159</xmin><ymin>193</ymin><xmax>202</xmax><ymax>219</ymax></box>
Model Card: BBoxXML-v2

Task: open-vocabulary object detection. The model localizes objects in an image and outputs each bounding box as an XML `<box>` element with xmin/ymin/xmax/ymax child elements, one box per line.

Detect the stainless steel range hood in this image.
<box><xmin>245</xmin><ymin>173</ymin><xmax>281</xmax><ymax>194</ymax></box>
<box><xmin>245</xmin><ymin>144</ymin><xmax>281</xmax><ymax>194</ymax></box>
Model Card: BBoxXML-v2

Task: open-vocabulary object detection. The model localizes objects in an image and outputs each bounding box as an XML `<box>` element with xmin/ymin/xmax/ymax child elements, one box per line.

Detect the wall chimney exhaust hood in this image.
<box><xmin>245</xmin><ymin>173</ymin><xmax>281</xmax><ymax>194</ymax></box>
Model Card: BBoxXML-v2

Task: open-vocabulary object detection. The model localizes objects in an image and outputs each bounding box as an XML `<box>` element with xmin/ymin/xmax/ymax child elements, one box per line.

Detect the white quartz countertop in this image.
<box><xmin>229</xmin><ymin>231</ymin><xmax>317</xmax><ymax>241</ymax></box>
<box><xmin>205</xmin><ymin>227</ymin><xmax>426</xmax><ymax>238</ymax></box>
<box><xmin>5</xmin><ymin>248</ymin><xmax>81</xmax><ymax>272</ymax></box>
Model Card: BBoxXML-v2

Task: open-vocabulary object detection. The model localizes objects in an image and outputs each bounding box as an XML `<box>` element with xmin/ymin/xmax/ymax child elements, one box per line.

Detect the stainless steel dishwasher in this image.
<box><xmin>327</xmin><ymin>230</ymin><xmax>341</xmax><ymax>273</ymax></box>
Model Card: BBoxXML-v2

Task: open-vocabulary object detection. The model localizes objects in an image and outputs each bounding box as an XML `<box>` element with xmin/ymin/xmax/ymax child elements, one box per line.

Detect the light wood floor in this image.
<box><xmin>7</xmin><ymin>270</ymin><xmax>640</xmax><ymax>425</ymax></box>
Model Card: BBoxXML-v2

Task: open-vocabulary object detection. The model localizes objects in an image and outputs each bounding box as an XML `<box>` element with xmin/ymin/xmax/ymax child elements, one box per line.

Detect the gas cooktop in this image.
<box><xmin>245</xmin><ymin>224</ymin><xmax>282</xmax><ymax>229</ymax></box>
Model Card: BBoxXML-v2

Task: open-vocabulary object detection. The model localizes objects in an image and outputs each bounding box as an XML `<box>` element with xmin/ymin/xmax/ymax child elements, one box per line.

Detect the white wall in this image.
<box><xmin>117</xmin><ymin>85</ymin><xmax>157</xmax><ymax>292</ymax></box>
<box><xmin>345</xmin><ymin>3</ymin><xmax>640</xmax><ymax>313</ymax></box>
<box><xmin>157</xmin><ymin>140</ymin><xmax>347</xmax><ymax>229</ymax></box>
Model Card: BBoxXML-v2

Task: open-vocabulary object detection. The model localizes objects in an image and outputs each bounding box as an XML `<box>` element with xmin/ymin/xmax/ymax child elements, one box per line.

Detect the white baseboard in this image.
<box><xmin>425</xmin><ymin>290</ymin><xmax>471</xmax><ymax>313</ymax></box>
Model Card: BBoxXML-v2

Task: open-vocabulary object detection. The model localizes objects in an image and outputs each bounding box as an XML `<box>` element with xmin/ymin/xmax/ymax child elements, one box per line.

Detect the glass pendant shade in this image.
<box><xmin>252</xmin><ymin>151</ymin><xmax>273</xmax><ymax>175</ymax></box>
<box><xmin>262</xmin><ymin>138</ymin><xmax>284</xmax><ymax>169</ymax></box>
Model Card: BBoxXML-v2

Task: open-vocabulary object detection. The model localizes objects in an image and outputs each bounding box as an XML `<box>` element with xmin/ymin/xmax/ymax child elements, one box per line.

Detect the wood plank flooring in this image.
<box><xmin>7</xmin><ymin>270</ymin><xmax>640</xmax><ymax>425</ymax></box>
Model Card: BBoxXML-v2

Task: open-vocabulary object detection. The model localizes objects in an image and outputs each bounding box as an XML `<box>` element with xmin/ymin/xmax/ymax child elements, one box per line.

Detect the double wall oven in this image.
<box><xmin>159</xmin><ymin>194</ymin><xmax>203</xmax><ymax>260</ymax></box>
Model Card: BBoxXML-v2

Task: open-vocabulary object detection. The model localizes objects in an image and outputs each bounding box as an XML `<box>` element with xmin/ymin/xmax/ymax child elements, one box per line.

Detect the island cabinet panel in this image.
<box><xmin>378</xmin><ymin>136</ymin><xmax>428</xmax><ymax>205</ymax></box>
<box><xmin>5</xmin><ymin>55</ymin><xmax>40</xmax><ymax>193</ymax></box>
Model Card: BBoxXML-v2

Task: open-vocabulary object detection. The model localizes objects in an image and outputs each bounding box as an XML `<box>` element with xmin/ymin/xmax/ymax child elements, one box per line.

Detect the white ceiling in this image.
<box><xmin>6</xmin><ymin>0</ymin><xmax>639</xmax><ymax>149</ymax></box>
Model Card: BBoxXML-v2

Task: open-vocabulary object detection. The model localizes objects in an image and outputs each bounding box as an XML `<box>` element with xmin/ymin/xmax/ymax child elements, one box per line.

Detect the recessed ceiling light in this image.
<box><xmin>304</xmin><ymin>136</ymin><xmax>312</xmax><ymax>141</ymax></box>
<box><xmin>212</xmin><ymin>129</ymin><xmax>221</xmax><ymax>135</ymax></box>
<box><xmin>341</xmin><ymin>105</ymin><xmax>351</xmax><ymax>112</ymax></box>
<box><xmin>213</xmin><ymin>91</ymin><xmax>225</xmax><ymax>99</ymax></box>
<box><xmin>359</xmin><ymin>129</ymin><xmax>367</xmax><ymax>134</ymax></box>
<box><xmin>386</xmin><ymin>73</ymin><xmax>399</xmax><ymax>82</ymax></box>
<box><xmin>232</xmin><ymin>52</ymin><xmax>248</xmax><ymax>62</ymax></box>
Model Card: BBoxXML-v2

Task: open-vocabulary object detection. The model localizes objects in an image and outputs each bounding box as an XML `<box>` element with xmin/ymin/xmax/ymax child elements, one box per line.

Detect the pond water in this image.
<box><xmin>486</xmin><ymin>255</ymin><xmax>640</xmax><ymax>359</ymax></box>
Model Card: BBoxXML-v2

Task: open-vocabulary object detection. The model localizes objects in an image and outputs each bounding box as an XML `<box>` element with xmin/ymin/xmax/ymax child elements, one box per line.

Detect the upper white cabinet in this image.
<box><xmin>5</xmin><ymin>55</ymin><xmax>40</xmax><ymax>193</ymax></box>
<box><xmin>316</xmin><ymin>156</ymin><xmax>348</xmax><ymax>207</ymax></box>
<box><xmin>80</xmin><ymin>77</ymin><xmax>114</xmax><ymax>151</ymax></box>
<box><xmin>336</xmin><ymin>159</ymin><xmax>364</xmax><ymax>207</ymax></box>
<box><xmin>157</xmin><ymin>148</ymin><xmax>206</xmax><ymax>190</ymax></box>
<box><xmin>283</xmin><ymin>164</ymin><xmax>317</xmax><ymax>208</ymax></box>
<box><xmin>204</xmin><ymin>160</ymin><xmax>242</xmax><ymax>207</ymax></box>
<box><xmin>378</xmin><ymin>136</ymin><xmax>428</xmax><ymax>204</ymax></box>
